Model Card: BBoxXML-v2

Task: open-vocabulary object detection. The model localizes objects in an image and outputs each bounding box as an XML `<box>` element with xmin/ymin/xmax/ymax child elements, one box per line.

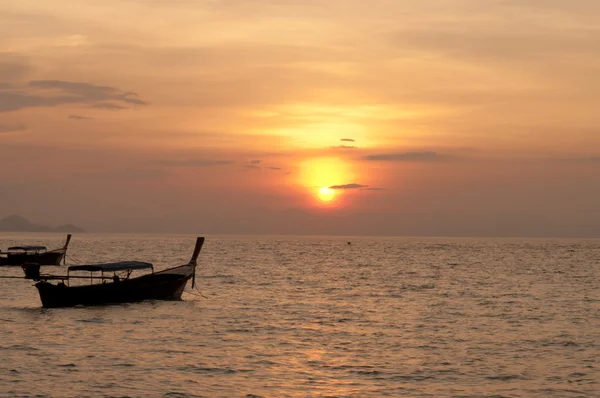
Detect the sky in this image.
<box><xmin>1</xmin><ymin>0</ymin><xmax>599</xmax><ymax>237</ymax></box>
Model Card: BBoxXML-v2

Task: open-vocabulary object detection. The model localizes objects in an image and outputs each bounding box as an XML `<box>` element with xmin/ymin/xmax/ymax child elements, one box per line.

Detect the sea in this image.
<box><xmin>0</xmin><ymin>233</ymin><xmax>598</xmax><ymax>398</ymax></box>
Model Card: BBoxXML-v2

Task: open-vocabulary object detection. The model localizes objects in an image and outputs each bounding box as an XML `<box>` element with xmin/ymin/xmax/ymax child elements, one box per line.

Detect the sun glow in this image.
<box><xmin>318</xmin><ymin>186</ymin><xmax>335</xmax><ymax>202</ymax></box>
<box><xmin>298</xmin><ymin>157</ymin><xmax>355</xmax><ymax>206</ymax></box>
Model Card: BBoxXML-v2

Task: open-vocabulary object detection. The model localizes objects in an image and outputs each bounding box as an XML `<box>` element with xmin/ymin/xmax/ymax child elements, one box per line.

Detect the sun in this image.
<box><xmin>297</xmin><ymin>156</ymin><xmax>357</xmax><ymax>207</ymax></box>
<box><xmin>317</xmin><ymin>186</ymin><xmax>335</xmax><ymax>202</ymax></box>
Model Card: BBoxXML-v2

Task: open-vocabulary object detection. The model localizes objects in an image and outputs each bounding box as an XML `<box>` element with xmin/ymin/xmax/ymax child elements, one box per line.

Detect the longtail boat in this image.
<box><xmin>0</xmin><ymin>234</ymin><xmax>72</xmax><ymax>266</ymax></box>
<box><xmin>20</xmin><ymin>237</ymin><xmax>205</xmax><ymax>308</ymax></box>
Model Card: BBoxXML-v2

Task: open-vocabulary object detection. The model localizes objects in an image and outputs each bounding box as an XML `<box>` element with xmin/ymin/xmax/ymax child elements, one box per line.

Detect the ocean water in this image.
<box><xmin>0</xmin><ymin>233</ymin><xmax>599</xmax><ymax>397</ymax></box>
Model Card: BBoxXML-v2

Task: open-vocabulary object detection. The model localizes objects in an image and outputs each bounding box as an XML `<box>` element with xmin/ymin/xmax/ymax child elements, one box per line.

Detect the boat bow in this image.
<box><xmin>189</xmin><ymin>237</ymin><xmax>205</xmax><ymax>288</ymax></box>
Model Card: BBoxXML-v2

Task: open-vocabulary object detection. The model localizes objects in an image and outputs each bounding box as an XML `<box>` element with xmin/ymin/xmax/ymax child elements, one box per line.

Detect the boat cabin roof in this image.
<box><xmin>8</xmin><ymin>245</ymin><xmax>47</xmax><ymax>251</ymax></box>
<box><xmin>68</xmin><ymin>261</ymin><xmax>153</xmax><ymax>273</ymax></box>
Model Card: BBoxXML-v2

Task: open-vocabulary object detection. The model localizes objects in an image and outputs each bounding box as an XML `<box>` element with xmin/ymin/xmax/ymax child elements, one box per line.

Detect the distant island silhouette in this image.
<box><xmin>0</xmin><ymin>215</ymin><xmax>85</xmax><ymax>233</ymax></box>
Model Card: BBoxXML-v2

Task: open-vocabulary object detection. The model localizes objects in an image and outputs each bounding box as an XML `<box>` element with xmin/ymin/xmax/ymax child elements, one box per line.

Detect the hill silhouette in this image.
<box><xmin>0</xmin><ymin>215</ymin><xmax>85</xmax><ymax>233</ymax></box>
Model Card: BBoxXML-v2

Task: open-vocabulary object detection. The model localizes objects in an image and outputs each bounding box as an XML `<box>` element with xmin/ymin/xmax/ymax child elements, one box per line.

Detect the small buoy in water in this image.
<box><xmin>347</xmin><ymin>241</ymin><xmax>351</xmax><ymax>245</ymax></box>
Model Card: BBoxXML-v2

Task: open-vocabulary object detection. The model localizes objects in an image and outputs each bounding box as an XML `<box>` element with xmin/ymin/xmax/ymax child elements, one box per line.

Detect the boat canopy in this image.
<box><xmin>68</xmin><ymin>261</ymin><xmax>153</xmax><ymax>273</ymax></box>
<box><xmin>8</xmin><ymin>245</ymin><xmax>47</xmax><ymax>251</ymax></box>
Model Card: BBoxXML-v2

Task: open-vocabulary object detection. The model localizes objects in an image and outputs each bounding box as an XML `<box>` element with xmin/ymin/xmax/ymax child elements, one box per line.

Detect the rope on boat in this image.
<box><xmin>66</xmin><ymin>255</ymin><xmax>79</xmax><ymax>264</ymax></box>
<box><xmin>186</xmin><ymin>290</ymin><xmax>203</xmax><ymax>298</ymax></box>
<box><xmin>186</xmin><ymin>284</ymin><xmax>208</xmax><ymax>299</ymax></box>
<box><xmin>195</xmin><ymin>283</ymin><xmax>208</xmax><ymax>299</ymax></box>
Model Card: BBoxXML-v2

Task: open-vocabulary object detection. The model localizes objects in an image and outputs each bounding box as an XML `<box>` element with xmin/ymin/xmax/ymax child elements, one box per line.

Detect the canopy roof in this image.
<box><xmin>8</xmin><ymin>245</ymin><xmax>47</xmax><ymax>251</ymax></box>
<box><xmin>68</xmin><ymin>261</ymin><xmax>153</xmax><ymax>273</ymax></box>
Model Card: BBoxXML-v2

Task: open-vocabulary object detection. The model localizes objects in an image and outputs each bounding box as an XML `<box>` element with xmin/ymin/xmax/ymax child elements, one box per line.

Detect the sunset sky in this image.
<box><xmin>1</xmin><ymin>0</ymin><xmax>599</xmax><ymax>236</ymax></box>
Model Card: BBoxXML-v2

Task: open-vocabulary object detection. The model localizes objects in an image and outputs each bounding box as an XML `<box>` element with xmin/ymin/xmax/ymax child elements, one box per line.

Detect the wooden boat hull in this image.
<box><xmin>0</xmin><ymin>251</ymin><xmax>66</xmax><ymax>266</ymax></box>
<box><xmin>35</xmin><ymin>268</ymin><xmax>193</xmax><ymax>308</ymax></box>
<box><xmin>0</xmin><ymin>234</ymin><xmax>71</xmax><ymax>266</ymax></box>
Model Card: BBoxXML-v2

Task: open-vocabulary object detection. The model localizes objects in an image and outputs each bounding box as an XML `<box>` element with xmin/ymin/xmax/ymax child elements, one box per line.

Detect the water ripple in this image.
<box><xmin>1</xmin><ymin>234</ymin><xmax>599</xmax><ymax>397</ymax></box>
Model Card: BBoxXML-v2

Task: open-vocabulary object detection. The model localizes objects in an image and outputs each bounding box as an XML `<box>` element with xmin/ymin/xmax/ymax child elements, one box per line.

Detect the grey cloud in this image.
<box><xmin>68</xmin><ymin>115</ymin><xmax>92</xmax><ymax>120</ymax></box>
<box><xmin>332</xmin><ymin>145</ymin><xmax>356</xmax><ymax>149</ymax></box>
<box><xmin>582</xmin><ymin>156</ymin><xmax>600</xmax><ymax>162</ymax></box>
<box><xmin>123</xmin><ymin>97</ymin><xmax>147</xmax><ymax>105</ymax></box>
<box><xmin>155</xmin><ymin>159</ymin><xmax>235</xmax><ymax>167</ymax></box>
<box><xmin>363</xmin><ymin>151</ymin><xmax>449</xmax><ymax>162</ymax></box>
<box><xmin>30</xmin><ymin>80</ymin><xmax>148</xmax><ymax>105</ymax></box>
<box><xmin>268</xmin><ymin>167</ymin><xmax>282</xmax><ymax>170</ymax></box>
<box><xmin>329</xmin><ymin>183</ymin><xmax>368</xmax><ymax>190</ymax></box>
<box><xmin>74</xmin><ymin>167</ymin><xmax>170</xmax><ymax>181</ymax></box>
<box><xmin>30</xmin><ymin>80</ymin><xmax>118</xmax><ymax>93</ymax></box>
<box><xmin>0</xmin><ymin>123</ymin><xmax>26</xmax><ymax>133</ymax></box>
<box><xmin>341</xmin><ymin>138</ymin><xmax>355</xmax><ymax>142</ymax></box>
<box><xmin>0</xmin><ymin>53</ymin><xmax>31</xmax><ymax>81</ymax></box>
<box><xmin>555</xmin><ymin>155</ymin><xmax>600</xmax><ymax>163</ymax></box>
<box><xmin>0</xmin><ymin>80</ymin><xmax>147</xmax><ymax>112</ymax></box>
<box><xmin>0</xmin><ymin>91</ymin><xmax>77</xmax><ymax>112</ymax></box>
<box><xmin>242</xmin><ymin>160</ymin><xmax>262</xmax><ymax>170</ymax></box>
<box><xmin>91</xmin><ymin>102</ymin><xmax>127</xmax><ymax>110</ymax></box>
<box><xmin>362</xmin><ymin>187</ymin><xmax>386</xmax><ymax>191</ymax></box>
